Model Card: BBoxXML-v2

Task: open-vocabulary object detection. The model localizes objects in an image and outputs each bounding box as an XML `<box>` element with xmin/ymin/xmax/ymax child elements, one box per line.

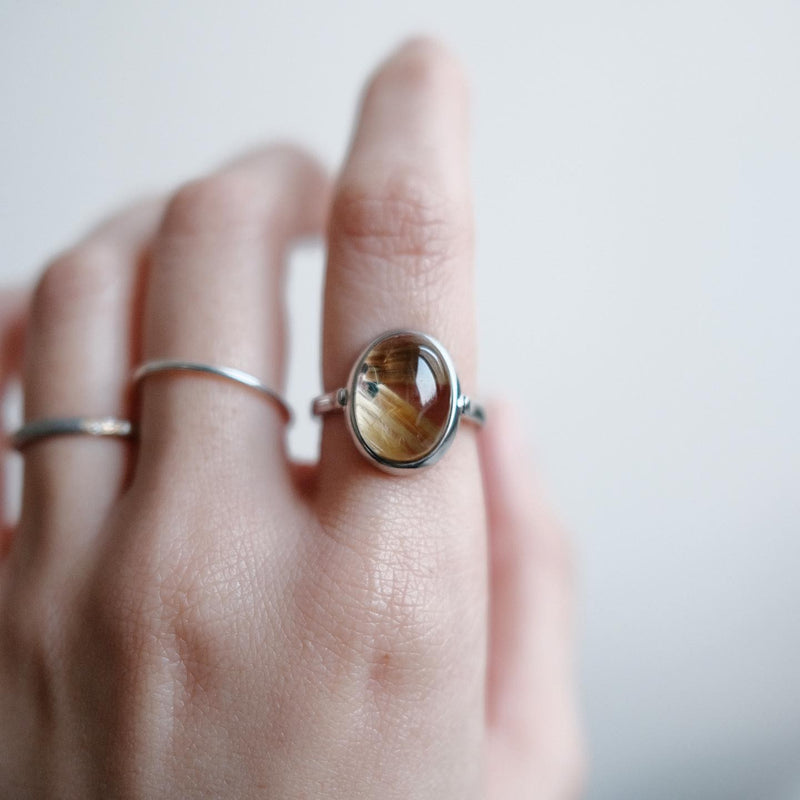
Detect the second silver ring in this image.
<box><xmin>132</xmin><ymin>360</ymin><xmax>292</xmax><ymax>424</ymax></box>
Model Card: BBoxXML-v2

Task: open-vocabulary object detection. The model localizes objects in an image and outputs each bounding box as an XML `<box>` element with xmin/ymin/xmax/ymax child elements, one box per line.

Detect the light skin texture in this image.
<box><xmin>0</xmin><ymin>39</ymin><xmax>584</xmax><ymax>799</ymax></box>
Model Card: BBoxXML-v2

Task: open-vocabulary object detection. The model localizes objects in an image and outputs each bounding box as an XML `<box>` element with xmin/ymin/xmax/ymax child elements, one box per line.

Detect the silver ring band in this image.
<box><xmin>457</xmin><ymin>394</ymin><xmax>486</xmax><ymax>426</ymax></box>
<box><xmin>11</xmin><ymin>417</ymin><xmax>135</xmax><ymax>451</ymax></box>
<box><xmin>132</xmin><ymin>359</ymin><xmax>292</xmax><ymax>423</ymax></box>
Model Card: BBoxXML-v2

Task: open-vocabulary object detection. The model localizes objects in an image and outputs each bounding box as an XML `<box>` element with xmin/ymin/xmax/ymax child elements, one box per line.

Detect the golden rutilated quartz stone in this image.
<box><xmin>352</xmin><ymin>332</ymin><xmax>452</xmax><ymax>464</ymax></box>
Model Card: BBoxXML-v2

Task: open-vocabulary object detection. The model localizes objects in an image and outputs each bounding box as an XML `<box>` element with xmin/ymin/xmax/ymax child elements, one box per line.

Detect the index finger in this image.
<box><xmin>318</xmin><ymin>38</ymin><xmax>477</xmax><ymax>488</ymax></box>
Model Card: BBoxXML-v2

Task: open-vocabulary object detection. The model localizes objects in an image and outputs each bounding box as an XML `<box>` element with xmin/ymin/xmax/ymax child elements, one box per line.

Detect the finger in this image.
<box><xmin>14</xmin><ymin>201</ymin><xmax>162</xmax><ymax>566</ymax></box>
<box><xmin>137</xmin><ymin>146</ymin><xmax>329</xmax><ymax>487</ymax></box>
<box><xmin>0</xmin><ymin>289</ymin><xmax>28</xmax><ymax>558</ymax></box>
<box><xmin>311</xmin><ymin>42</ymin><xmax>487</xmax><ymax>794</ymax></box>
<box><xmin>319</xmin><ymin>38</ymin><xmax>476</xmax><ymax>486</ymax></box>
<box><xmin>481</xmin><ymin>401</ymin><xmax>585</xmax><ymax>798</ymax></box>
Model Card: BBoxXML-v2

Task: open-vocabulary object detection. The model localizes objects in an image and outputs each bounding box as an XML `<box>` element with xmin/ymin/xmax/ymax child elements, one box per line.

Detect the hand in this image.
<box><xmin>0</xmin><ymin>39</ymin><xmax>583</xmax><ymax>798</ymax></box>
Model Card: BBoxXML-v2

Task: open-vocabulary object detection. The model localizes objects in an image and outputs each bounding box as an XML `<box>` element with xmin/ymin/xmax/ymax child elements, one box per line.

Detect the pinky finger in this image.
<box><xmin>481</xmin><ymin>400</ymin><xmax>586</xmax><ymax>799</ymax></box>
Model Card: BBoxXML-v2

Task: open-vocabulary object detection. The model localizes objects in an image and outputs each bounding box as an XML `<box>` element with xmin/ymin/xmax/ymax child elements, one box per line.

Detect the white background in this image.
<box><xmin>2</xmin><ymin>1</ymin><xmax>799</xmax><ymax>797</ymax></box>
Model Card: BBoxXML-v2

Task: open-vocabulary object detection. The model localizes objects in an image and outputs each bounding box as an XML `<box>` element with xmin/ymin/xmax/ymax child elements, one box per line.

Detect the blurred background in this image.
<box><xmin>2</xmin><ymin>1</ymin><xmax>799</xmax><ymax>797</ymax></box>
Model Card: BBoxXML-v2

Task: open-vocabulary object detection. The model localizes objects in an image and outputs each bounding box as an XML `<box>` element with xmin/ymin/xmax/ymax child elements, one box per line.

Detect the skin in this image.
<box><xmin>0</xmin><ymin>39</ymin><xmax>584</xmax><ymax>799</ymax></box>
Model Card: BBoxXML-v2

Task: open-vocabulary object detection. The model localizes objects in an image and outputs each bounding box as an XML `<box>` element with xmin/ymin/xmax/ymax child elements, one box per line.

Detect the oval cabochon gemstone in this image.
<box><xmin>352</xmin><ymin>332</ymin><xmax>453</xmax><ymax>464</ymax></box>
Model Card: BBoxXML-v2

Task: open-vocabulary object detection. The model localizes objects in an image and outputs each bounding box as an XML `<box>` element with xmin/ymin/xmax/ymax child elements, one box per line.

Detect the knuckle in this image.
<box><xmin>0</xmin><ymin>585</ymin><xmax>63</xmax><ymax>719</ymax></box>
<box><xmin>97</xmin><ymin>511</ymin><xmax>254</xmax><ymax>699</ymax></box>
<box><xmin>33</xmin><ymin>243</ymin><xmax>119</xmax><ymax>322</ymax></box>
<box><xmin>156</xmin><ymin>573</ymin><xmax>230</xmax><ymax>701</ymax></box>
<box><xmin>332</xmin><ymin>172</ymin><xmax>470</xmax><ymax>281</ymax></box>
<box><xmin>162</xmin><ymin>171</ymin><xmax>270</xmax><ymax>237</ymax></box>
<box><xmin>81</xmin><ymin>555</ymin><xmax>219</xmax><ymax>709</ymax></box>
<box><xmin>300</xmin><ymin>528</ymin><xmax>479</xmax><ymax>699</ymax></box>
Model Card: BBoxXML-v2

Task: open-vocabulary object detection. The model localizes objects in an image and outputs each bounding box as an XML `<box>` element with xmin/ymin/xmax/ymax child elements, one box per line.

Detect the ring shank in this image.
<box><xmin>133</xmin><ymin>360</ymin><xmax>292</xmax><ymax>424</ymax></box>
<box><xmin>11</xmin><ymin>417</ymin><xmax>135</xmax><ymax>451</ymax></box>
<box><xmin>458</xmin><ymin>395</ymin><xmax>485</xmax><ymax>426</ymax></box>
<box><xmin>311</xmin><ymin>389</ymin><xmax>347</xmax><ymax>417</ymax></box>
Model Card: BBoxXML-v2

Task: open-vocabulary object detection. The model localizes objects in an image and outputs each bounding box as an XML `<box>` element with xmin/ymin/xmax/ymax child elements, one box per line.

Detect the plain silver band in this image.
<box><xmin>312</xmin><ymin>389</ymin><xmax>485</xmax><ymax>426</ymax></box>
<box><xmin>457</xmin><ymin>395</ymin><xmax>486</xmax><ymax>426</ymax></box>
<box><xmin>132</xmin><ymin>359</ymin><xmax>292</xmax><ymax>424</ymax></box>
<box><xmin>11</xmin><ymin>417</ymin><xmax>135</xmax><ymax>451</ymax></box>
<box><xmin>312</xmin><ymin>388</ymin><xmax>349</xmax><ymax>416</ymax></box>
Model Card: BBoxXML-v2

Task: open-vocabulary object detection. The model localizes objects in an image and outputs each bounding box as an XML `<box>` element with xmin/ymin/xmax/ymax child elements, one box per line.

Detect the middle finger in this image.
<box><xmin>137</xmin><ymin>146</ymin><xmax>329</xmax><ymax>486</ymax></box>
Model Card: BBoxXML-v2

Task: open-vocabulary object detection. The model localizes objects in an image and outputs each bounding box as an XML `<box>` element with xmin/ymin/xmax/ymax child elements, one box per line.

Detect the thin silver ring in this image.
<box><xmin>132</xmin><ymin>359</ymin><xmax>292</xmax><ymax>424</ymax></box>
<box><xmin>11</xmin><ymin>417</ymin><xmax>135</xmax><ymax>451</ymax></box>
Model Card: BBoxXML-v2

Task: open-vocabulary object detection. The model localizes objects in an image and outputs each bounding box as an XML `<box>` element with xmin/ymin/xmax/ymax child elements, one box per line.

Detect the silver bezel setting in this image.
<box><xmin>344</xmin><ymin>330</ymin><xmax>461</xmax><ymax>474</ymax></box>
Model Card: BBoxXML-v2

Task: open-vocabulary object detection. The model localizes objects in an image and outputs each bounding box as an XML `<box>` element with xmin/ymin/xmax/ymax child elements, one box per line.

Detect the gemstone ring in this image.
<box><xmin>312</xmin><ymin>330</ymin><xmax>484</xmax><ymax>473</ymax></box>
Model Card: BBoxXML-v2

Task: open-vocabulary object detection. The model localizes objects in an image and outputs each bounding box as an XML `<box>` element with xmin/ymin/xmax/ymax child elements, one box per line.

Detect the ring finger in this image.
<box><xmin>15</xmin><ymin>201</ymin><xmax>162</xmax><ymax>568</ymax></box>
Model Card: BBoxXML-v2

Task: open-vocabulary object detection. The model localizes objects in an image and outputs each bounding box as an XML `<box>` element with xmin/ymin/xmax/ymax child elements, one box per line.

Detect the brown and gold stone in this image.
<box><xmin>351</xmin><ymin>332</ymin><xmax>454</xmax><ymax>465</ymax></box>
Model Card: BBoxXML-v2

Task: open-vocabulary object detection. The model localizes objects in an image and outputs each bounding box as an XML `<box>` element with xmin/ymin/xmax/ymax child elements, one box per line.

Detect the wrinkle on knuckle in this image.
<box><xmin>364</xmin><ymin>575</ymin><xmax>450</xmax><ymax>697</ymax></box>
<box><xmin>87</xmin><ymin>555</ymin><xmax>226</xmax><ymax>712</ymax></box>
<box><xmin>159</xmin><ymin>596</ymin><xmax>223</xmax><ymax>707</ymax></box>
<box><xmin>151</xmin><ymin>535</ymin><xmax>263</xmax><ymax>707</ymax></box>
<box><xmin>81</xmin><ymin>552</ymin><xmax>225</xmax><ymax>724</ymax></box>
<box><xmin>332</xmin><ymin>173</ymin><xmax>470</xmax><ymax>285</ymax></box>
<box><xmin>296</xmin><ymin>526</ymin><xmax>467</xmax><ymax>701</ymax></box>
